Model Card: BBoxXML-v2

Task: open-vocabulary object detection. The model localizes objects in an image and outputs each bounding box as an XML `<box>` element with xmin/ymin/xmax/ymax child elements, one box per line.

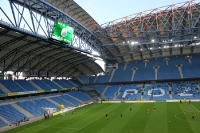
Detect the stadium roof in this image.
<box><xmin>0</xmin><ymin>25</ymin><xmax>103</xmax><ymax>77</ymax></box>
<box><xmin>94</xmin><ymin>1</ymin><xmax>200</xmax><ymax>63</ymax></box>
<box><xmin>45</xmin><ymin>0</ymin><xmax>99</xmax><ymax>33</ymax></box>
<box><xmin>1</xmin><ymin>0</ymin><xmax>200</xmax><ymax>78</ymax></box>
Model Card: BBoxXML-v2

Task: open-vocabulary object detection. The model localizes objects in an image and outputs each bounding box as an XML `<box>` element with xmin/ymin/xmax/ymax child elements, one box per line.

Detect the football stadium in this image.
<box><xmin>1</xmin><ymin>0</ymin><xmax>200</xmax><ymax>133</ymax></box>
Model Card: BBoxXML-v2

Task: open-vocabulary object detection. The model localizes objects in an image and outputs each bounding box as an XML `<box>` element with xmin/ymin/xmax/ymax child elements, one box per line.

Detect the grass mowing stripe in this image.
<box><xmin>3</xmin><ymin>104</ymin><xmax>100</xmax><ymax>133</ymax></box>
<box><xmin>75</xmin><ymin>103</ymin><xmax>128</xmax><ymax>133</ymax></box>
<box><xmin>191</xmin><ymin>103</ymin><xmax>200</xmax><ymax>112</ymax></box>
<box><xmin>120</xmin><ymin>103</ymin><xmax>154</xmax><ymax>133</ymax></box>
<box><xmin>53</xmin><ymin>104</ymin><xmax>119</xmax><ymax>133</ymax></box>
<box><xmin>4</xmin><ymin>103</ymin><xmax>200</xmax><ymax>133</ymax></box>
<box><xmin>34</xmin><ymin>104</ymin><xmax>113</xmax><ymax>133</ymax></box>
<box><xmin>143</xmin><ymin>103</ymin><xmax>168</xmax><ymax>133</ymax></box>
<box><xmin>167</xmin><ymin>103</ymin><xmax>193</xmax><ymax>133</ymax></box>
<box><xmin>97</xmin><ymin>103</ymin><xmax>141</xmax><ymax>133</ymax></box>
<box><xmin>63</xmin><ymin>104</ymin><xmax>119</xmax><ymax>133</ymax></box>
<box><xmin>179</xmin><ymin>103</ymin><xmax>200</xmax><ymax>133</ymax></box>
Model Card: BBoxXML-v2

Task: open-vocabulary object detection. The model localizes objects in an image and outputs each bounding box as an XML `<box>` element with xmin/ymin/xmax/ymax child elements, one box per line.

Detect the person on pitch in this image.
<box><xmin>192</xmin><ymin>113</ymin><xmax>195</xmax><ymax>119</ymax></box>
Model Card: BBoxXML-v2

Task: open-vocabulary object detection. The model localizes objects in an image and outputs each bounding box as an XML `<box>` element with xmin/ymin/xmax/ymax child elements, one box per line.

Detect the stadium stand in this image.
<box><xmin>42</xmin><ymin>80</ymin><xmax>60</xmax><ymax>89</ymax></box>
<box><xmin>0</xmin><ymin>104</ymin><xmax>27</xmax><ymax>123</ymax></box>
<box><xmin>171</xmin><ymin>82</ymin><xmax>200</xmax><ymax>99</ymax></box>
<box><xmin>112</xmin><ymin>64</ymin><xmax>127</xmax><ymax>82</ymax></box>
<box><xmin>95</xmin><ymin>75</ymin><xmax>109</xmax><ymax>83</ymax></box>
<box><xmin>143</xmin><ymin>83</ymin><xmax>170</xmax><ymax>99</ymax></box>
<box><xmin>131</xmin><ymin>60</ymin><xmax>155</xmax><ymax>81</ymax></box>
<box><xmin>93</xmin><ymin>86</ymin><xmax>105</xmax><ymax>94</ymax></box>
<box><xmin>32</xmin><ymin>80</ymin><xmax>52</xmax><ymax>90</ymax></box>
<box><xmin>50</xmin><ymin>96</ymin><xmax>73</xmax><ymax>108</ymax></box>
<box><xmin>68</xmin><ymin>91</ymin><xmax>91</xmax><ymax>102</ymax></box>
<box><xmin>182</xmin><ymin>55</ymin><xmax>200</xmax><ymax>78</ymax></box>
<box><xmin>89</xmin><ymin>76</ymin><xmax>96</xmax><ymax>83</ymax></box>
<box><xmin>77</xmin><ymin>76</ymin><xmax>89</xmax><ymax>84</ymax></box>
<box><xmin>0</xmin><ymin>118</ymin><xmax>7</xmax><ymax>127</ymax></box>
<box><xmin>104</xmin><ymin>85</ymin><xmax>119</xmax><ymax>99</ymax></box>
<box><xmin>69</xmin><ymin>79</ymin><xmax>79</xmax><ymax>86</ymax></box>
<box><xmin>0</xmin><ymin>88</ymin><xmax>4</xmax><ymax>94</ymax></box>
<box><xmin>53</xmin><ymin>79</ymin><xmax>70</xmax><ymax>88</ymax></box>
<box><xmin>17</xmin><ymin>101</ymin><xmax>44</xmax><ymax>116</ymax></box>
<box><xmin>116</xmin><ymin>85</ymin><xmax>142</xmax><ymax>100</ymax></box>
<box><xmin>0</xmin><ymin>80</ymin><xmax>25</xmax><ymax>92</ymax></box>
<box><xmin>61</xmin><ymin>95</ymin><xmax>82</xmax><ymax>106</ymax></box>
<box><xmin>82</xmin><ymin>54</ymin><xmax>200</xmax><ymax>83</ymax></box>
<box><xmin>61</xmin><ymin>80</ymin><xmax>77</xmax><ymax>87</ymax></box>
<box><xmin>15</xmin><ymin>80</ymin><xmax>37</xmax><ymax>91</ymax></box>
<box><xmin>82</xmin><ymin>87</ymin><xmax>91</xmax><ymax>91</ymax></box>
<box><xmin>34</xmin><ymin>98</ymin><xmax>58</xmax><ymax>109</ymax></box>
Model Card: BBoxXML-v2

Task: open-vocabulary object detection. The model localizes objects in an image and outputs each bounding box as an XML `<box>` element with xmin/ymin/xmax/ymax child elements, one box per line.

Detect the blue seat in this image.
<box><xmin>51</xmin><ymin>97</ymin><xmax>73</xmax><ymax>108</ymax></box>
<box><xmin>68</xmin><ymin>91</ymin><xmax>91</xmax><ymax>102</ymax></box>
<box><xmin>0</xmin><ymin>118</ymin><xmax>7</xmax><ymax>127</ymax></box>
<box><xmin>31</xmin><ymin>80</ymin><xmax>51</xmax><ymax>90</ymax></box>
<box><xmin>104</xmin><ymin>85</ymin><xmax>119</xmax><ymax>99</ymax></box>
<box><xmin>15</xmin><ymin>80</ymin><xmax>37</xmax><ymax>91</ymax></box>
<box><xmin>0</xmin><ymin>80</ymin><xmax>25</xmax><ymax>92</ymax></box>
<box><xmin>17</xmin><ymin>101</ymin><xmax>44</xmax><ymax>116</ymax></box>
<box><xmin>61</xmin><ymin>95</ymin><xmax>82</xmax><ymax>106</ymax></box>
<box><xmin>0</xmin><ymin>104</ymin><xmax>27</xmax><ymax>123</ymax></box>
<box><xmin>34</xmin><ymin>98</ymin><xmax>58</xmax><ymax>109</ymax></box>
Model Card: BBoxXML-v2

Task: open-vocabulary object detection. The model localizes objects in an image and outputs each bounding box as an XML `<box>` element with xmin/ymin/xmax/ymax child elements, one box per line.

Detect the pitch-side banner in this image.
<box><xmin>102</xmin><ymin>101</ymin><xmax>121</xmax><ymax>103</ymax></box>
<box><xmin>0</xmin><ymin>93</ymin><xmax>7</xmax><ymax>97</ymax></box>
<box><xmin>125</xmin><ymin>100</ymin><xmax>156</xmax><ymax>103</ymax></box>
<box><xmin>8</xmin><ymin>92</ymin><xmax>19</xmax><ymax>96</ymax></box>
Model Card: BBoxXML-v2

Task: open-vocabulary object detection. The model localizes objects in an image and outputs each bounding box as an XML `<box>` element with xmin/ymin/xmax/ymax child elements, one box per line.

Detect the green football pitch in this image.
<box><xmin>3</xmin><ymin>102</ymin><xmax>200</xmax><ymax>133</ymax></box>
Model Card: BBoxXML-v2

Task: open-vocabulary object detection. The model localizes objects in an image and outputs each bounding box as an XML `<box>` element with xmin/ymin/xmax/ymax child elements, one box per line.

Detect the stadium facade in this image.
<box><xmin>0</xmin><ymin>0</ymin><xmax>200</xmax><ymax>131</ymax></box>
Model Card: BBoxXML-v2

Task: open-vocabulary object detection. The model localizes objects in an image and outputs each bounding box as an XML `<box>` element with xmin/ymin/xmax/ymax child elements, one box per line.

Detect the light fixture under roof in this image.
<box><xmin>194</xmin><ymin>36</ymin><xmax>197</xmax><ymax>39</ymax></box>
<box><xmin>152</xmin><ymin>39</ymin><xmax>155</xmax><ymax>42</ymax></box>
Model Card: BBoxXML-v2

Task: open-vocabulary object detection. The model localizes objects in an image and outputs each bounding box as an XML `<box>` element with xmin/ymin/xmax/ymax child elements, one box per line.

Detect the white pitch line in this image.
<box><xmin>37</xmin><ymin>125</ymin><xmax>79</xmax><ymax>130</ymax></box>
<box><xmin>16</xmin><ymin>105</ymin><xmax>118</xmax><ymax>132</ymax></box>
<box><xmin>78</xmin><ymin>106</ymin><xmax>118</xmax><ymax>130</ymax></box>
<box><xmin>16</xmin><ymin>109</ymin><xmax>90</xmax><ymax>133</ymax></box>
<box><xmin>37</xmin><ymin>107</ymin><xmax>117</xmax><ymax>131</ymax></box>
<box><xmin>191</xmin><ymin>104</ymin><xmax>200</xmax><ymax>112</ymax></box>
<box><xmin>174</xmin><ymin>111</ymin><xmax>200</xmax><ymax>123</ymax></box>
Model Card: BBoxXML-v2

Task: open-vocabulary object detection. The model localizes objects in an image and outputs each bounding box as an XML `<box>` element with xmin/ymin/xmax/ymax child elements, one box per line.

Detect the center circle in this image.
<box><xmin>175</xmin><ymin>111</ymin><xmax>200</xmax><ymax>123</ymax></box>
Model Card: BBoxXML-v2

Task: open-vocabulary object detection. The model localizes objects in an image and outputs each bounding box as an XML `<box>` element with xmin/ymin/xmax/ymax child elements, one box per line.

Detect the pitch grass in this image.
<box><xmin>3</xmin><ymin>102</ymin><xmax>200</xmax><ymax>133</ymax></box>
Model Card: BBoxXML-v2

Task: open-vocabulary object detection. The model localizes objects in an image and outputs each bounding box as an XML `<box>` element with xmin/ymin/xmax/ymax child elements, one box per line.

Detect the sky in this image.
<box><xmin>74</xmin><ymin>0</ymin><xmax>200</xmax><ymax>25</ymax></box>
